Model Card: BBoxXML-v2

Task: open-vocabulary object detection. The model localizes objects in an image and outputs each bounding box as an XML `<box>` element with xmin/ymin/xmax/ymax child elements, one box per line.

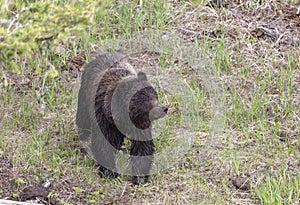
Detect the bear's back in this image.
<box><xmin>76</xmin><ymin>52</ymin><xmax>137</xmax><ymax>141</ymax></box>
<box><xmin>81</xmin><ymin>52</ymin><xmax>127</xmax><ymax>86</ymax></box>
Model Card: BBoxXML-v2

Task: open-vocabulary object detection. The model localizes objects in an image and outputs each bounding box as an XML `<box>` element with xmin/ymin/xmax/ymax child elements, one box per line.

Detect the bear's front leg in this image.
<box><xmin>130</xmin><ymin>140</ymin><xmax>154</xmax><ymax>185</ymax></box>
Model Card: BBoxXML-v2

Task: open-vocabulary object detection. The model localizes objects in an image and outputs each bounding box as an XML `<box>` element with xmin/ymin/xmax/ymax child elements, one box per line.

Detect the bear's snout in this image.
<box><xmin>149</xmin><ymin>104</ymin><xmax>168</xmax><ymax>122</ymax></box>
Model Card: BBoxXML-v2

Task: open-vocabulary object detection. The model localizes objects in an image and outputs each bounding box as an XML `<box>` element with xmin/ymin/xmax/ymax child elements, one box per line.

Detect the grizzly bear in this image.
<box><xmin>76</xmin><ymin>52</ymin><xmax>168</xmax><ymax>185</ymax></box>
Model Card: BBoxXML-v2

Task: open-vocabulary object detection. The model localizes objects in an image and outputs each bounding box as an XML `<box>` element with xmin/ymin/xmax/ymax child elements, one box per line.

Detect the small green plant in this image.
<box><xmin>12</xmin><ymin>193</ymin><xmax>18</xmax><ymax>198</ymax></box>
<box><xmin>232</xmin><ymin>153</ymin><xmax>240</xmax><ymax>176</ymax></box>
<box><xmin>48</xmin><ymin>191</ymin><xmax>59</xmax><ymax>198</ymax></box>
<box><xmin>0</xmin><ymin>188</ymin><xmax>3</xmax><ymax>198</ymax></box>
<box><xmin>86</xmin><ymin>190</ymin><xmax>105</xmax><ymax>203</ymax></box>
<box><xmin>15</xmin><ymin>177</ymin><xmax>27</xmax><ymax>186</ymax></box>
<box><xmin>215</xmin><ymin>35</ymin><xmax>231</xmax><ymax>74</ymax></box>
<box><xmin>74</xmin><ymin>187</ymin><xmax>81</xmax><ymax>193</ymax></box>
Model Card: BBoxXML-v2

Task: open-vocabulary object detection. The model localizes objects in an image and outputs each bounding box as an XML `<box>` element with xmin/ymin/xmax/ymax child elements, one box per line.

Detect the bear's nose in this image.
<box><xmin>163</xmin><ymin>107</ymin><xmax>168</xmax><ymax>114</ymax></box>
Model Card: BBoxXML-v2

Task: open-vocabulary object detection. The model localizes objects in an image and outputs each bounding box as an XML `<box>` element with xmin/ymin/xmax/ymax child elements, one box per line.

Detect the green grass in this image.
<box><xmin>256</xmin><ymin>169</ymin><xmax>300</xmax><ymax>205</ymax></box>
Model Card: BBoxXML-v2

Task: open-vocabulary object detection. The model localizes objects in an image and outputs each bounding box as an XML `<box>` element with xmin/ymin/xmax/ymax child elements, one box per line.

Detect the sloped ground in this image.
<box><xmin>0</xmin><ymin>0</ymin><xmax>299</xmax><ymax>204</ymax></box>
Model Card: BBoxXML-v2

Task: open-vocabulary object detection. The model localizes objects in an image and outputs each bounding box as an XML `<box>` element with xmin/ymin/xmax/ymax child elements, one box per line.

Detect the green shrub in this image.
<box><xmin>0</xmin><ymin>0</ymin><xmax>109</xmax><ymax>72</ymax></box>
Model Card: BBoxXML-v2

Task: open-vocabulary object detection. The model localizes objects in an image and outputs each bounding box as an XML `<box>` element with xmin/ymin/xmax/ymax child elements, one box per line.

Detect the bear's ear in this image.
<box><xmin>137</xmin><ymin>71</ymin><xmax>147</xmax><ymax>81</ymax></box>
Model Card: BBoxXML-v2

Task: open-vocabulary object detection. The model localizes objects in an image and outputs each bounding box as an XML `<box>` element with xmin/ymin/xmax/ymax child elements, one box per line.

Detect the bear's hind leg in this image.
<box><xmin>96</xmin><ymin>129</ymin><xmax>125</xmax><ymax>179</ymax></box>
<box><xmin>130</xmin><ymin>140</ymin><xmax>154</xmax><ymax>185</ymax></box>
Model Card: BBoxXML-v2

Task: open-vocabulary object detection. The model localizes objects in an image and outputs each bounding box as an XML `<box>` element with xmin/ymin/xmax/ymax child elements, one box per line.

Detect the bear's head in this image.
<box><xmin>129</xmin><ymin>72</ymin><xmax>168</xmax><ymax>129</ymax></box>
<box><xmin>111</xmin><ymin>71</ymin><xmax>168</xmax><ymax>137</ymax></box>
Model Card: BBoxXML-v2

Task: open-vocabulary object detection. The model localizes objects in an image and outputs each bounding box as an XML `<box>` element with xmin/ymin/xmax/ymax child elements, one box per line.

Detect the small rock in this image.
<box><xmin>231</xmin><ymin>176</ymin><xmax>250</xmax><ymax>191</ymax></box>
<box><xmin>279</xmin><ymin>131</ymin><xmax>287</xmax><ymax>142</ymax></box>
